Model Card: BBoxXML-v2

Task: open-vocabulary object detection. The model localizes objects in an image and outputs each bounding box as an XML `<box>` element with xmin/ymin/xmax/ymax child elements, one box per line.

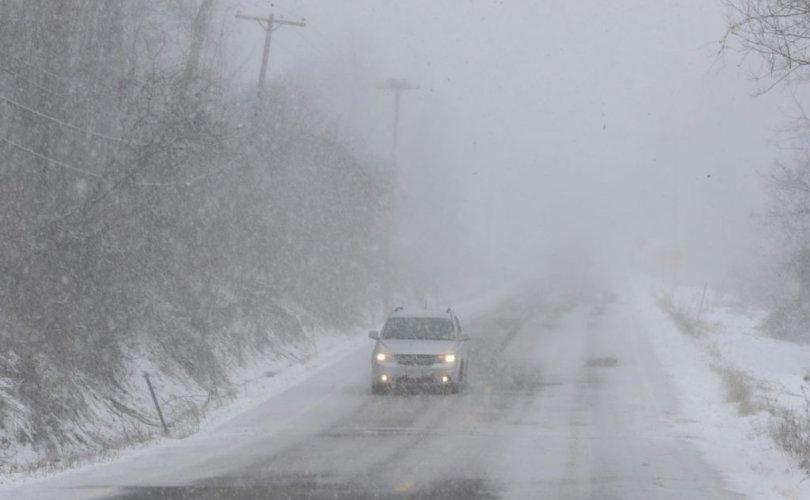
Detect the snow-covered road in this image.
<box><xmin>3</xmin><ymin>290</ymin><xmax>743</xmax><ymax>499</ymax></box>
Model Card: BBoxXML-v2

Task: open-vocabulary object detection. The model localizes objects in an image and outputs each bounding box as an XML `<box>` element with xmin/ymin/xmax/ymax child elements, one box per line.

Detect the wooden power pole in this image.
<box><xmin>236</xmin><ymin>12</ymin><xmax>306</xmax><ymax>103</ymax></box>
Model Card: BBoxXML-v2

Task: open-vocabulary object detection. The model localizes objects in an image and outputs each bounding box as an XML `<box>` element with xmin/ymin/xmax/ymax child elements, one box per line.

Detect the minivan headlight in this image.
<box><xmin>443</xmin><ymin>353</ymin><xmax>456</xmax><ymax>363</ymax></box>
<box><xmin>376</xmin><ymin>352</ymin><xmax>387</xmax><ymax>362</ymax></box>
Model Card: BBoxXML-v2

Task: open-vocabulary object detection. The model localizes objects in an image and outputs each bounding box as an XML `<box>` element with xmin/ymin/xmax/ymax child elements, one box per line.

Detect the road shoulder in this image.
<box><xmin>638</xmin><ymin>283</ymin><xmax>809</xmax><ymax>499</ymax></box>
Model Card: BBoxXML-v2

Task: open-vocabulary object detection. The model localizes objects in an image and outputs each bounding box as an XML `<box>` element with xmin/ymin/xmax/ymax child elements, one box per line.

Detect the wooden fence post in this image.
<box><xmin>143</xmin><ymin>372</ymin><xmax>168</xmax><ymax>435</ymax></box>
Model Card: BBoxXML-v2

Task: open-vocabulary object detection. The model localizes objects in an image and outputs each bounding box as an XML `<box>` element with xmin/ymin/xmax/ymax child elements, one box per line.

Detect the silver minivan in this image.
<box><xmin>368</xmin><ymin>307</ymin><xmax>469</xmax><ymax>394</ymax></box>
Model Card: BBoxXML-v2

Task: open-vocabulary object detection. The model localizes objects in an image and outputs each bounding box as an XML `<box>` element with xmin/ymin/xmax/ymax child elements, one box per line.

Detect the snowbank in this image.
<box><xmin>0</xmin><ymin>278</ymin><xmax>522</xmax><ymax>489</ymax></box>
<box><xmin>0</xmin><ymin>326</ymin><xmax>366</xmax><ymax>490</ymax></box>
<box><xmin>638</xmin><ymin>281</ymin><xmax>810</xmax><ymax>499</ymax></box>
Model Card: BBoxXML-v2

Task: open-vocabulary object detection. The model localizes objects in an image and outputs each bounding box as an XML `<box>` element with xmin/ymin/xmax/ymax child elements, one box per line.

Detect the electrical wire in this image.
<box><xmin>0</xmin><ymin>62</ymin><xmax>138</xmax><ymax>123</ymax></box>
<box><xmin>0</xmin><ymin>94</ymin><xmax>129</xmax><ymax>144</ymax></box>
<box><xmin>0</xmin><ymin>65</ymin><xmax>69</xmax><ymax>99</ymax></box>
<box><xmin>0</xmin><ymin>136</ymin><xmax>101</xmax><ymax>178</ymax></box>
<box><xmin>0</xmin><ymin>48</ymin><xmax>146</xmax><ymax>95</ymax></box>
<box><xmin>291</xmin><ymin>29</ymin><xmax>331</xmax><ymax>60</ymax></box>
<box><xmin>0</xmin><ymin>49</ymin><xmax>72</xmax><ymax>89</ymax></box>
<box><xmin>133</xmin><ymin>149</ymin><xmax>249</xmax><ymax>188</ymax></box>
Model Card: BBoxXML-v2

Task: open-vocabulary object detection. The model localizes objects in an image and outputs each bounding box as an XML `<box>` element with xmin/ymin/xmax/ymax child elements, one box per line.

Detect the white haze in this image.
<box><xmin>227</xmin><ymin>0</ymin><xmax>788</xmax><ymax>300</ymax></box>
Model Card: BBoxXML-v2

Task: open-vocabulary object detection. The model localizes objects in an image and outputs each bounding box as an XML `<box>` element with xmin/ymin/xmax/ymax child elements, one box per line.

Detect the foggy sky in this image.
<box><xmin>225</xmin><ymin>0</ymin><xmax>789</xmax><ymax>300</ymax></box>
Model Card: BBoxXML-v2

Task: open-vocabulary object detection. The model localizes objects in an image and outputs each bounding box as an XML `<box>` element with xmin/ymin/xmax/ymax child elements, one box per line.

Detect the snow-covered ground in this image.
<box><xmin>2</xmin><ymin>283</ymin><xmax>741</xmax><ymax>499</ymax></box>
<box><xmin>9</xmin><ymin>279</ymin><xmax>810</xmax><ymax>499</ymax></box>
<box><xmin>0</xmin><ymin>328</ymin><xmax>366</xmax><ymax>491</ymax></box>
<box><xmin>0</xmin><ymin>282</ymin><xmax>520</xmax><ymax>494</ymax></box>
<box><xmin>640</xmin><ymin>281</ymin><xmax>810</xmax><ymax>499</ymax></box>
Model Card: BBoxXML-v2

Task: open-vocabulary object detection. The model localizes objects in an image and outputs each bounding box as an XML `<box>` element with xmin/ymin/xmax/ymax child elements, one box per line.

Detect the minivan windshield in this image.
<box><xmin>382</xmin><ymin>317</ymin><xmax>455</xmax><ymax>340</ymax></box>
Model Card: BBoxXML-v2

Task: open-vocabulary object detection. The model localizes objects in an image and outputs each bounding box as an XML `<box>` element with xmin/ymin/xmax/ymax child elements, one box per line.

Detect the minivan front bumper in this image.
<box><xmin>372</xmin><ymin>359</ymin><xmax>458</xmax><ymax>387</ymax></box>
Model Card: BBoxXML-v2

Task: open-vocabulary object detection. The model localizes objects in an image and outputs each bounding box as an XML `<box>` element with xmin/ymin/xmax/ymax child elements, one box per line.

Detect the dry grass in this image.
<box><xmin>658</xmin><ymin>293</ymin><xmax>810</xmax><ymax>472</ymax></box>
<box><xmin>765</xmin><ymin>383</ymin><xmax>810</xmax><ymax>473</ymax></box>
<box><xmin>771</xmin><ymin>407</ymin><xmax>810</xmax><ymax>472</ymax></box>
<box><xmin>657</xmin><ymin>295</ymin><xmax>708</xmax><ymax>337</ymax></box>
<box><xmin>716</xmin><ymin>367</ymin><xmax>761</xmax><ymax>416</ymax></box>
<box><xmin>719</xmin><ymin>369</ymin><xmax>810</xmax><ymax>472</ymax></box>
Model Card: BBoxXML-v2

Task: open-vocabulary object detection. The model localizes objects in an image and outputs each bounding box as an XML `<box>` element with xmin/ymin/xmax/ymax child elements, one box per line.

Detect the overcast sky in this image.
<box><xmin>222</xmin><ymin>0</ymin><xmax>790</xmax><ymax>299</ymax></box>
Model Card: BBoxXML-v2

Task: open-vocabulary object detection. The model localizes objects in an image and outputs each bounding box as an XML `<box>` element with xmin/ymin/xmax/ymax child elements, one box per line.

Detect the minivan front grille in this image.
<box><xmin>395</xmin><ymin>354</ymin><xmax>438</xmax><ymax>366</ymax></box>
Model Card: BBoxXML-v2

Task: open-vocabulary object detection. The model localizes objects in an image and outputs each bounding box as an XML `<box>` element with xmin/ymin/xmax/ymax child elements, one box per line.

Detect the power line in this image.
<box><xmin>298</xmin><ymin>24</ymin><xmax>332</xmax><ymax>47</ymax></box>
<box><xmin>0</xmin><ymin>50</ymin><xmax>147</xmax><ymax>125</ymax></box>
<box><xmin>133</xmin><ymin>131</ymin><xmax>253</xmax><ymax>189</ymax></box>
<box><xmin>0</xmin><ymin>48</ymin><xmax>145</xmax><ymax>97</ymax></box>
<box><xmin>290</xmin><ymin>29</ymin><xmax>330</xmax><ymax>60</ymax></box>
<box><xmin>269</xmin><ymin>37</ymin><xmax>307</xmax><ymax>61</ymax></box>
<box><xmin>0</xmin><ymin>65</ymin><xmax>69</xmax><ymax>99</ymax></box>
<box><xmin>0</xmin><ymin>135</ymin><xmax>101</xmax><ymax>178</ymax></box>
<box><xmin>134</xmin><ymin>159</ymin><xmax>237</xmax><ymax>188</ymax></box>
<box><xmin>0</xmin><ymin>49</ymin><xmax>72</xmax><ymax>89</ymax></box>
<box><xmin>0</xmin><ymin>93</ymin><xmax>134</xmax><ymax>145</ymax></box>
<box><xmin>1</xmin><ymin>131</ymin><xmax>242</xmax><ymax>188</ymax></box>
<box><xmin>0</xmin><ymin>62</ymin><xmax>138</xmax><ymax>123</ymax></box>
<box><xmin>224</xmin><ymin>44</ymin><xmax>259</xmax><ymax>84</ymax></box>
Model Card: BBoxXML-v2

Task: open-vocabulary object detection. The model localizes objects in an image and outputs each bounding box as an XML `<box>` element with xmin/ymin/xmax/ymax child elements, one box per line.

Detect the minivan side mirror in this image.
<box><xmin>368</xmin><ymin>330</ymin><xmax>380</xmax><ymax>340</ymax></box>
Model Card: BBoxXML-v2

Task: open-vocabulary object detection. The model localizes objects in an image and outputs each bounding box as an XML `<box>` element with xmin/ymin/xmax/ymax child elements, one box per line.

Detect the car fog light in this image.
<box><xmin>381</xmin><ymin>374</ymin><xmax>388</xmax><ymax>382</ymax></box>
<box><xmin>441</xmin><ymin>376</ymin><xmax>449</xmax><ymax>383</ymax></box>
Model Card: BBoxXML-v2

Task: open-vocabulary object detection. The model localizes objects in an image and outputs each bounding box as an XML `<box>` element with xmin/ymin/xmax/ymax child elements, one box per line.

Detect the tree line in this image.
<box><xmin>0</xmin><ymin>0</ymin><xmax>394</xmax><ymax>461</ymax></box>
<box><xmin>725</xmin><ymin>0</ymin><xmax>810</xmax><ymax>339</ymax></box>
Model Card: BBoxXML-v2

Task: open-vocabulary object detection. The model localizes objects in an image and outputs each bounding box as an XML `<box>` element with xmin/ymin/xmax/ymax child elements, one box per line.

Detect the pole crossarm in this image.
<box><xmin>236</xmin><ymin>14</ymin><xmax>305</xmax><ymax>27</ymax></box>
<box><xmin>379</xmin><ymin>79</ymin><xmax>420</xmax><ymax>92</ymax></box>
<box><xmin>275</xmin><ymin>19</ymin><xmax>306</xmax><ymax>27</ymax></box>
<box><xmin>235</xmin><ymin>14</ymin><xmax>269</xmax><ymax>23</ymax></box>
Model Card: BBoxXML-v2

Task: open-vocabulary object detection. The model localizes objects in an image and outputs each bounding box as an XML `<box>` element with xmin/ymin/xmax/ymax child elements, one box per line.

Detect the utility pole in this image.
<box><xmin>236</xmin><ymin>11</ymin><xmax>306</xmax><ymax>103</ymax></box>
<box><xmin>379</xmin><ymin>78</ymin><xmax>418</xmax><ymax>167</ymax></box>
<box><xmin>376</xmin><ymin>79</ymin><xmax>417</xmax><ymax>310</ymax></box>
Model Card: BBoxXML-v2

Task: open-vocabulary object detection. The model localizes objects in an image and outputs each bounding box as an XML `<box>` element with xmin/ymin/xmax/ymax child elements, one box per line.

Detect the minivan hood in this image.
<box><xmin>378</xmin><ymin>339</ymin><xmax>456</xmax><ymax>355</ymax></box>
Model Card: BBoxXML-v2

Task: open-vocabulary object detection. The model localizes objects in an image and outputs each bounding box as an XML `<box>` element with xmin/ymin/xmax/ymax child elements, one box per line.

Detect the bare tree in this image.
<box><xmin>180</xmin><ymin>0</ymin><xmax>216</xmax><ymax>95</ymax></box>
<box><xmin>724</xmin><ymin>2</ymin><xmax>810</xmax><ymax>339</ymax></box>
<box><xmin>724</xmin><ymin>1</ymin><xmax>810</xmax><ymax>90</ymax></box>
<box><xmin>0</xmin><ymin>1</ymin><xmax>396</xmax><ymax>471</ymax></box>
